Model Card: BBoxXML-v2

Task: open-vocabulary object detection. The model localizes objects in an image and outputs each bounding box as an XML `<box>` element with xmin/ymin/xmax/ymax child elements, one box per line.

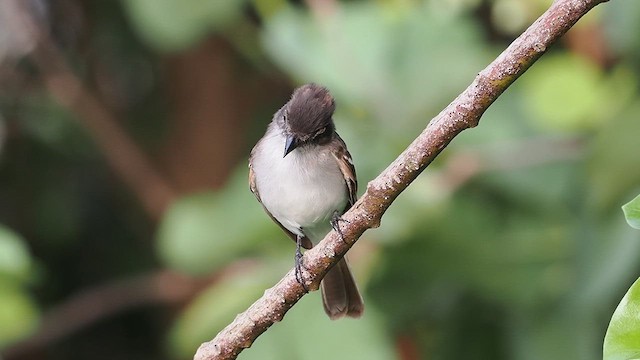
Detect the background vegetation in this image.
<box><xmin>1</xmin><ymin>0</ymin><xmax>639</xmax><ymax>359</ymax></box>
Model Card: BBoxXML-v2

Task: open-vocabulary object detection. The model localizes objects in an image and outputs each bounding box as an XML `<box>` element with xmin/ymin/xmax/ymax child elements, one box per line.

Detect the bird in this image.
<box><xmin>248</xmin><ymin>83</ymin><xmax>364</xmax><ymax>319</ymax></box>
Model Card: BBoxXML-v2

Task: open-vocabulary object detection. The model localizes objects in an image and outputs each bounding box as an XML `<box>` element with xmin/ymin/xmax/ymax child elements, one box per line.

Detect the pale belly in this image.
<box><xmin>253</xmin><ymin>139</ymin><xmax>347</xmax><ymax>243</ymax></box>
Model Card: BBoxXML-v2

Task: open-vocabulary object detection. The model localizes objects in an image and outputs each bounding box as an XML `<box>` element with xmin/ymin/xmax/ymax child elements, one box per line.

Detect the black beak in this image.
<box><xmin>284</xmin><ymin>135</ymin><xmax>298</xmax><ymax>157</ymax></box>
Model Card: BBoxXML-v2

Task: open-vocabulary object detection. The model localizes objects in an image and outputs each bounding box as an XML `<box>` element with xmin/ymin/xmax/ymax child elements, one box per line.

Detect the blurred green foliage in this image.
<box><xmin>157</xmin><ymin>169</ymin><xmax>279</xmax><ymax>274</ymax></box>
<box><xmin>122</xmin><ymin>0</ymin><xmax>249</xmax><ymax>51</ymax></box>
<box><xmin>1</xmin><ymin>0</ymin><xmax>640</xmax><ymax>359</ymax></box>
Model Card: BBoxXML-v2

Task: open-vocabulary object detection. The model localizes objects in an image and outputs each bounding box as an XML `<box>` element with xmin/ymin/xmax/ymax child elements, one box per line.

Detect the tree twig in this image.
<box><xmin>194</xmin><ymin>0</ymin><xmax>609</xmax><ymax>359</ymax></box>
<box><xmin>1</xmin><ymin>260</ymin><xmax>261</xmax><ymax>359</ymax></box>
<box><xmin>2</xmin><ymin>270</ymin><xmax>206</xmax><ymax>359</ymax></box>
<box><xmin>11</xmin><ymin>0</ymin><xmax>177</xmax><ymax>220</ymax></box>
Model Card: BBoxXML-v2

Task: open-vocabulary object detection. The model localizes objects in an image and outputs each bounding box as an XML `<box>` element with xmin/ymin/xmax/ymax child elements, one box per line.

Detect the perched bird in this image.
<box><xmin>249</xmin><ymin>83</ymin><xmax>364</xmax><ymax>319</ymax></box>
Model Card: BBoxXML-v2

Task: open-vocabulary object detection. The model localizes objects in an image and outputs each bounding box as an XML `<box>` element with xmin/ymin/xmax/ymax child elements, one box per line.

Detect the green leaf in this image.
<box><xmin>522</xmin><ymin>54</ymin><xmax>605</xmax><ymax>131</ymax></box>
<box><xmin>167</xmin><ymin>264</ymin><xmax>277</xmax><ymax>357</ymax></box>
<box><xmin>169</xmin><ymin>260</ymin><xmax>394</xmax><ymax>360</ymax></box>
<box><xmin>0</xmin><ymin>281</ymin><xmax>39</xmax><ymax>348</ymax></box>
<box><xmin>252</xmin><ymin>0</ymin><xmax>287</xmax><ymax>19</ymax></box>
<box><xmin>604</xmin><ymin>277</ymin><xmax>640</xmax><ymax>360</ymax></box>
<box><xmin>588</xmin><ymin>103</ymin><xmax>640</xmax><ymax>212</ymax></box>
<box><xmin>0</xmin><ymin>225</ymin><xmax>33</xmax><ymax>282</ymax></box>
<box><xmin>156</xmin><ymin>168</ymin><xmax>282</xmax><ymax>274</ymax></box>
<box><xmin>122</xmin><ymin>0</ymin><xmax>247</xmax><ymax>51</ymax></box>
<box><xmin>262</xmin><ymin>3</ymin><xmax>488</xmax><ymax>136</ymax></box>
<box><xmin>242</xmin><ymin>295</ymin><xmax>394</xmax><ymax>360</ymax></box>
<box><xmin>622</xmin><ymin>195</ymin><xmax>640</xmax><ymax>229</ymax></box>
<box><xmin>603</xmin><ymin>0</ymin><xmax>640</xmax><ymax>57</ymax></box>
<box><xmin>521</xmin><ymin>54</ymin><xmax>635</xmax><ymax>133</ymax></box>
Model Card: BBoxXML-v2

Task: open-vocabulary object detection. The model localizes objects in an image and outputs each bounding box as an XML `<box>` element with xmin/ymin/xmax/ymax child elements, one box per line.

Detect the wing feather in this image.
<box><xmin>331</xmin><ymin>134</ymin><xmax>358</xmax><ymax>210</ymax></box>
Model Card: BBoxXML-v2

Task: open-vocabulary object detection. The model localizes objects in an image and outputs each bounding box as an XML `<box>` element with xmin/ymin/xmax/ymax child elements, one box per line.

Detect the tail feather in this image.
<box><xmin>321</xmin><ymin>258</ymin><xmax>364</xmax><ymax>319</ymax></box>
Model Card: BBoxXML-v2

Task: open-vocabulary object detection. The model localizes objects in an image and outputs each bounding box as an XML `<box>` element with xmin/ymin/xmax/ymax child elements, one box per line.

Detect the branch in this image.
<box><xmin>3</xmin><ymin>260</ymin><xmax>260</xmax><ymax>359</ymax></box>
<box><xmin>11</xmin><ymin>0</ymin><xmax>177</xmax><ymax>220</ymax></box>
<box><xmin>195</xmin><ymin>0</ymin><xmax>609</xmax><ymax>359</ymax></box>
<box><xmin>3</xmin><ymin>270</ymin><xmax>208</xmax><ymax>358</ymax></box>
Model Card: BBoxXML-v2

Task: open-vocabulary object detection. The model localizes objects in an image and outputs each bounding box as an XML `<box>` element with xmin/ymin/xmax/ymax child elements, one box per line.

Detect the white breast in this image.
<box><xmin>252</xmin><ymin>129</ymin><xmax>348</xmax><ymax>243</ymax></box>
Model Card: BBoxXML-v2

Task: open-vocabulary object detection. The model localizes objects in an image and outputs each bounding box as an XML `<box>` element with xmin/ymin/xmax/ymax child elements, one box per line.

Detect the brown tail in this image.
<box><xmin>321</xmin><ymin>258</ymin><xmax>364</xmax><ymax>319</ymax></box>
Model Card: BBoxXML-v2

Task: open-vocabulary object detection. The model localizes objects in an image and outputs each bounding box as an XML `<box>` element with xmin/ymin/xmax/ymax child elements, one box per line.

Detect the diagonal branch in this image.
<box><xmin>195</xmin><ymin>0</ymin><xmax>610</xmax><ymax>359</ymax></box>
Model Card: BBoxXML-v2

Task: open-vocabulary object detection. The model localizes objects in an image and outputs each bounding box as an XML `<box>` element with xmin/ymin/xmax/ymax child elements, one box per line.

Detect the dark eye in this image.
<box><xmin>313</xmin><ymin>126</ymin><xmax>327</xmax><ymax>138</ymax></box>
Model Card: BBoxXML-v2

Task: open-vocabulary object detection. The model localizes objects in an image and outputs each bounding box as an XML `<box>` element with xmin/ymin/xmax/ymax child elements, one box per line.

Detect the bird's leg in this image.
<box><xmin>295</xmin><ymin>235</ymin><xmax>309</xmax><ymax>292</ymax></box>
<box><xmin>331</xmin><ymin>211</ymin><xmax>350</xmax><ymax>245</ymax></box>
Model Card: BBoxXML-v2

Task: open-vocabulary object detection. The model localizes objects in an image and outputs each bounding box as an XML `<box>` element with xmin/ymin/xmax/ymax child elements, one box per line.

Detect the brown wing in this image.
<box><xmin>331</xmin><ymin>134</ymin><xmax>358</xmax><ymax>210</ymax></box>
<box><xmin>249</xmin><ymin>154</ymin><xmax>313</xmax><ymax>249</ymax></box>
